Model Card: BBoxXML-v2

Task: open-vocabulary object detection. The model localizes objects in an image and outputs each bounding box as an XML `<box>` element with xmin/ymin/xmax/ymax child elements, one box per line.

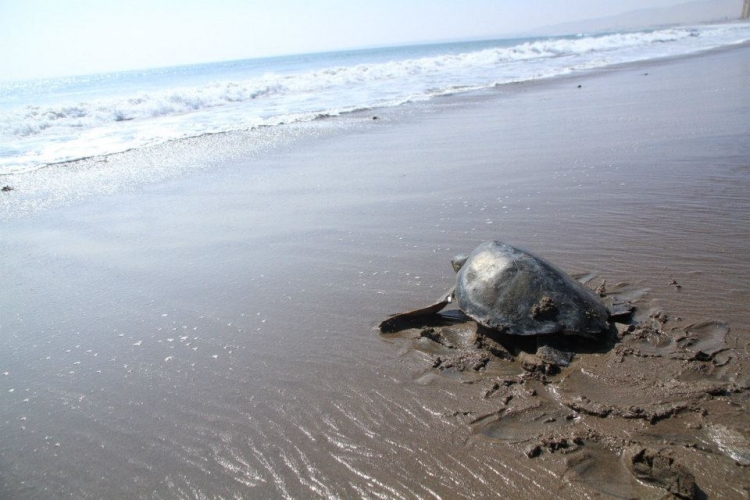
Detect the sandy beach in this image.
<box><xmin>2</xmin><ymin>44</ymin><xmax>750</xmax><ymax>498</ymax></box>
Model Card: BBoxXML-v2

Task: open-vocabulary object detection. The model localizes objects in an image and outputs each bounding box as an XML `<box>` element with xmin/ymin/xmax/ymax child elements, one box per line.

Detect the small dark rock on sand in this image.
<box><xmin>525</xmin><ymin>444</ymin><xmax>543</xmax><ymax>458</ymax></box>
<box><xmin>2</xmin><ymin>185</ymin><xmax>14</xmax><ymax>192</ymax></box>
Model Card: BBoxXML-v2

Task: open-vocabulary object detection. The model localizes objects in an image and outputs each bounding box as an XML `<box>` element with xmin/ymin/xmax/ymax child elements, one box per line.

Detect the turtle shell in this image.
<box><xmin>454</xmin><ymin>241</ymin><xmax>609</xmax><ymax>337</ymax></box>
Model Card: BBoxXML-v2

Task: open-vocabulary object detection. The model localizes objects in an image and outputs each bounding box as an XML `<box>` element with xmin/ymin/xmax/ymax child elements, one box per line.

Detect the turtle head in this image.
<box><xmin>450</xmin><ymin>254</ymin><xmax>469</xmax><ymax>273</ymax></box>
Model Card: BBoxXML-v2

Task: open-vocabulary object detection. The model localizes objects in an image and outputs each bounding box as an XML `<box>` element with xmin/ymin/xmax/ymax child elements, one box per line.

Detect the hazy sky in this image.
<box><xmin>0</xmin><ymin>0</ymin><xmax>705</xmax><ymax>80</ymax></box>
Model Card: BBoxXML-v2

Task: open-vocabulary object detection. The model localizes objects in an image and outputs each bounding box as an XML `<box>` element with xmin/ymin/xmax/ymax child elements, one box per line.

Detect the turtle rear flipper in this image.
<box><xmin>378</xmin><ymin>288</ymin><xmax>454</xmax><ymax>333</ymax></box>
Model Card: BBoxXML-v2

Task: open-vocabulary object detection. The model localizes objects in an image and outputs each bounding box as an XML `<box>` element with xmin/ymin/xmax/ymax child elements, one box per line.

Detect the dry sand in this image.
<box><xmin>1</xmin><ymin>45</ymin><xmax>749</xmax><ymax>498</ymax></box>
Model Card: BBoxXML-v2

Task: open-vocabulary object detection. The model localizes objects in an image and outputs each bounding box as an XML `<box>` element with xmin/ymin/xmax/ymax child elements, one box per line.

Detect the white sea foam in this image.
<box><xmin>1</xmin><ymin>23</ymin><xmax>748</xmax><ymax>174</ymax></box>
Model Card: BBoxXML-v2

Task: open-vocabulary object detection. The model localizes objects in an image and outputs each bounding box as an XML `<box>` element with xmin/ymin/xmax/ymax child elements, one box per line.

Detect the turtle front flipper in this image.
<box><xmin>378</xmin><ymin>287</ymin><xmax>455</xmax><ymax>333</ymax></box>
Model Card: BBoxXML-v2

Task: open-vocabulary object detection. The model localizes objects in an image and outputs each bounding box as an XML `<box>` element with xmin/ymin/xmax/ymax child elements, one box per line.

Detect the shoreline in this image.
<box><xmin>4</xmin><ymin>40</ymin><xmax>750</xmax><ymax>221</ymax></box>
<box><xmin>2</xmin><ymin>43</ymin><xmax>750</xmax><ymax>498</ymax></box>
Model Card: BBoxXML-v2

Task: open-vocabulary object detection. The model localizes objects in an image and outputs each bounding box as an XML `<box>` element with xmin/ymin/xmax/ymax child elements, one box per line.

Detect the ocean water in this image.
<box><xmin>1</xmin><ymin>22</ymin><xmax>749</xmax><ymax>175</ymax></box>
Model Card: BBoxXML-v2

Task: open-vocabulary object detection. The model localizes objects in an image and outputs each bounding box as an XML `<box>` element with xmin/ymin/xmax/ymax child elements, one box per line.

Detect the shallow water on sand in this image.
<box><xmin>1</xmin><ymin>47</ymin><xmax>749</xmax><ymax>498</ymax></box>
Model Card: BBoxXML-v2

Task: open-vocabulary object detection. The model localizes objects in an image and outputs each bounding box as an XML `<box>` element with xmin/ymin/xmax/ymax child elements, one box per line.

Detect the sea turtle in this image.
<box><xmin>379</xmin><ymin>241</ymin><xmax>610</xmax><ymax>338</ymax></box>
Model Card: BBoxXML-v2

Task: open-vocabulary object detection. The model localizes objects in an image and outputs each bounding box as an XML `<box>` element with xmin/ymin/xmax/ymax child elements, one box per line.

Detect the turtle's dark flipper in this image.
<box><xmin>378</xmin><ymin>288</ymin><xmax>454</xmax><ymax>333</ymax></box>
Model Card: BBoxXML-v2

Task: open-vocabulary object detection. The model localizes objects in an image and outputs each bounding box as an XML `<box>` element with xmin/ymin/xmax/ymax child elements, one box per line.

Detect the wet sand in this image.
<box><xmin>2</xmin><ymin>45</ymin><xmax>750</xmax><ymax>498</ymax></box>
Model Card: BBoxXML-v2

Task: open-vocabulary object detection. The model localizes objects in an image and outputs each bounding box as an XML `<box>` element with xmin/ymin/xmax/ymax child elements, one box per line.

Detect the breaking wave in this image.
<box><xmin>1</xmin><ymin>23</ymin><xmax>748</xmax><ymax>174</ymax></box>
<box><xmin>0</xmin><ymin>28</ymin><xmax>705</xmax><ymax>138</ymax></box>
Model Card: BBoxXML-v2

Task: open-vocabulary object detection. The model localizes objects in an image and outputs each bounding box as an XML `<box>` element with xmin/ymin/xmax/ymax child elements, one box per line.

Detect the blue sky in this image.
<box><xmin>0</xmin><ymin>0</ymin><xmax>715</xmax><ymax>80</ymax></box>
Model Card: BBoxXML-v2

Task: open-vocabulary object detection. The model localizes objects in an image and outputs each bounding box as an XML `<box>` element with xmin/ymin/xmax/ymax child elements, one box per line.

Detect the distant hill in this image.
<box><xmin>531</xmin><ymin>0</ymin><xmax>744</xmax><ymax>35</ymax></box>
